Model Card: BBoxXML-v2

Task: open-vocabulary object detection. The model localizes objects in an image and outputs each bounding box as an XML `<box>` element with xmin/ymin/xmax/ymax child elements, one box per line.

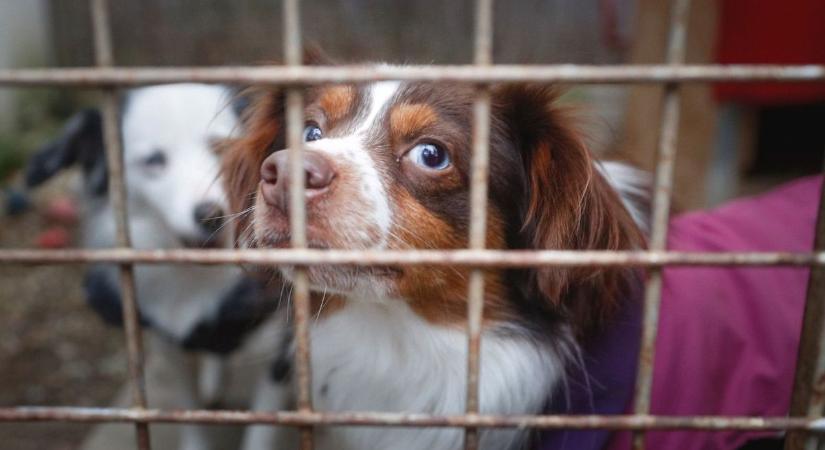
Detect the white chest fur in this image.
<box><xmin>307</xmin><ymin>301</ymin><xmax>568</xmax><ymax>450</ymax></box>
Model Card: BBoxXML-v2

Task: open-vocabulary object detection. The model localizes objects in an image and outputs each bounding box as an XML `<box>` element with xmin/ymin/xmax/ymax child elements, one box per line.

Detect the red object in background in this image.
<box><xmin>43</xmin><ymin>196</ymin><xmax>78</xmax><ymax>225</ymax></box>
<box><xmin>715</xmin><ymin>0</ymin><xmax>825</xmax><ymax>105</ymax></box>
<box><xmin>36</xmin><ymin>227</ymin><xmax>70</xmax><ymax>249</ymax></box>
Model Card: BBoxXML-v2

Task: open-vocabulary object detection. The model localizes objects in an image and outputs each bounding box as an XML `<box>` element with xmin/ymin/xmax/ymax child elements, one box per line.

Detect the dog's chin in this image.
<box><xmin>254</xmin><ymin>227</ymin><xmax>400</xmax><ymax>296</ymax></box>
<box><xmin>279</xmin><ymin>262</ymin><xmax>400</xmax><ymax>298</ymax></box>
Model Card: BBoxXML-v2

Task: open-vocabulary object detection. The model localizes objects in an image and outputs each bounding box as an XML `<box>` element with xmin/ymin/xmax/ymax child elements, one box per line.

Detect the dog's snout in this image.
<box><xmin>260</xmin><ymin>150</ymin><xmax>336</xmax><ymax>208</ymax></box>
<box><xmin>193</xmin><ymin>201</ymin><xmax>225</xmax><ymax>234</ymax></box>
<box><xmin>303</xmin><ymin>152</ymin><xmax>336</xmax><ymax>190</ymax></box>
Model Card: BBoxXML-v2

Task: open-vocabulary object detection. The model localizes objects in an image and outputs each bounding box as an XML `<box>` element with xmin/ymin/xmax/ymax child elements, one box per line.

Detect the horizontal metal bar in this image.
<box><xmin>0</xmin><ymin>65</ymin><xmax>823</xmax><ymax>87</ymax></box>
<box><xmin>0</xmin><ymin>248</ymin><xmax>821</xmax><ymax>267</ymax></box>
<box><xmin>2</xmin><ymin>407</ymin><xmax>825</xmax><ymax>432</ymax></box>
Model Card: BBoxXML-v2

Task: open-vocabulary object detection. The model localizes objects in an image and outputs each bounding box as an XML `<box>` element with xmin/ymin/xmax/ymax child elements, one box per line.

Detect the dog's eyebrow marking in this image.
<box><xmin>389</xmin><ymin>103</ymin><xmax>438</xmax><ymax>143</ymax></box>
<box><xmin>319</xmin><ymin>86</ymin><xmax>356</xmax><ymax>123</ymax></box>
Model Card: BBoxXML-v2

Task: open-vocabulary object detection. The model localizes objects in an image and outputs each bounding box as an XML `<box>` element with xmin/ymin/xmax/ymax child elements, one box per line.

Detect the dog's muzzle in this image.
<box><xmin>186</xmin><ymin>201</ymin><xmax>225</xmax><ymax>248</ymax></box>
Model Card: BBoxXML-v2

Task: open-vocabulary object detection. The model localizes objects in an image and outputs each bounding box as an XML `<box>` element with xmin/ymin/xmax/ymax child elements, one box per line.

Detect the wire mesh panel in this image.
<box><xmin>1</xmin><ymin>1</ymin><xmax>825</xmax><ymax>450</ymax></box>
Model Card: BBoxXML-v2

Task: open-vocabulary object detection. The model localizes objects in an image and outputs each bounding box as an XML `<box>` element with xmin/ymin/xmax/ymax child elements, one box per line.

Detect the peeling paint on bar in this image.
<box><xmin>785</xmin><ymin>168</ymin><xmax>825</xmax><ymax>450</ymax></box>
<box><xmin>2</xmin><ymin>407</ymin><xmax>825</xmax><ymax>433</ymax></box>
<box><xmin>89</xmin><ymin>0</ymin><xmax>151</xmax><ymax>449</ymax></box>
<box><xmin>281</xmin><ymin>0</ymin><xmax>314</xmax><ymax>448</ymax></box>
<box><xmin>465</xmin><ymin>0</ymin><xmax>494</xmax><ymax>447</ymax></box>
<box><xmin>631</xmin><ymin>0</ymin><xmax>692</xmax><ymax>449</ymax></box>
<box><xmin>1</xmin><ymin>65</ymin><xmax>824</xmax><ymax>87</ymax></box>
<box><xmin>0</xmin><ymin>249</ymin><xmax>823</xmax><ymax>267</ymax></box>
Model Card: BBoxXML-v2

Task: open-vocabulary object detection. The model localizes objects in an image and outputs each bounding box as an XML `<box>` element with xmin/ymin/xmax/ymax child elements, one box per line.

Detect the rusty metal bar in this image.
<box><xmin>1</xmin><ymin>248</ymin><xmax>823</xmax><ymax>267</ymax></box>
<box><xmin>464</xmin><ymin>90</ymin><xmax>491</xmax><ymax>449</ymax></box>
<box><xmin>283</xmin><ymin>0</ymin><xmax>302</xmax><ymax>69</ymax></box>
<box><xmin>473</xmin><ymin>0</ymin><xmax>494</xmax><ymax>66</ymax></box>
<box><xmin>1</xmin><ymin>65</ymin><xmax>824</xmax><ymax>87</ymax></box>
<box><xmin>90</xmin><ymin>0</ymin><xmax>114</xmax><ymax>67</ymax></box>
<box><xmin>465</xmin><ymin>0</ymin><xmax>494</xmax><ymax>447</ymax></box>
<box><xmin>90</xmin><ymin>1</ymin><xmax>150</xmax><ymax>449</ymax></box>
<box><xmin>3</xmin><ymin>407</ymin><xmax>825</xmax><ymax>432</ymax></box>
<box><xmin>786</xmin><ymin>167</ymin><xmax>825</xmax><ymax>450</ymax></box>
<box><xmin>282</xmin><ymin>0</ymin><xmax>314</xmax><ymax>448</ymax></box>
<box><xmin>632</xmin><ymin>0</ymin><xmax>691</xmax><ymax>449</ymax></box>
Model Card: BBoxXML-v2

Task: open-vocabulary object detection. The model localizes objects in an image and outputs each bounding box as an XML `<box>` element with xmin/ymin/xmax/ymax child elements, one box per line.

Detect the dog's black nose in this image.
<box><xmin>194</xmin><ymin>202</ymin><xmax>225</xmax><ymax>234</ymax></box>
<box><xmin>260</xmin><ymin>150</ymin><xmax>336</xmax><ymax>209</ymax></box>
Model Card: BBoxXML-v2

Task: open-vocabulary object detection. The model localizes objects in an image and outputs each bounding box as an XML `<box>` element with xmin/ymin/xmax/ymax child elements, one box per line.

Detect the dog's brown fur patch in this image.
<box><xmin>319</xmin><ymin>86</ymin><xmax>356</xmax><ymax>124</ymax></box>
<box><xmin>389</xmin><ymin>103</ymin><xmax>439</xmax><ymax>144</ymax></box>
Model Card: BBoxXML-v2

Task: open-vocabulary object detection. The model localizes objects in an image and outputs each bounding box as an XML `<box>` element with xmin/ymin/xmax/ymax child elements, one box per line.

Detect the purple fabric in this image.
<box><xmin>538</xmin><ymin>284</ymin><xmax>642</xmax><ymax>450</ymax></box>
<box><xmin>538</xmin><ymin>176</ymin><xmax>821</xmax><ymax>450</ymax></box>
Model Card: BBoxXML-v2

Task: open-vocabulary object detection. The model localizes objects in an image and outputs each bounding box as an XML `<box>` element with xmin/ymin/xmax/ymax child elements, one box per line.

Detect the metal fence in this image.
<box><xmin>1</xmin><ymin>0</ymin><xmax>825</xmax><ymax>450</ymax></box>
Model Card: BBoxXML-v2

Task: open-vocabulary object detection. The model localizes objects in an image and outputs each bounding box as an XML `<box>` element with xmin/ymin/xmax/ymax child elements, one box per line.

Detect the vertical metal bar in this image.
<box><xmin>631</xmin><ymin>0</ymin><xmax>691</xmax><ymax>449</ymax></box>
<box><xmin>89</xmin><ymin>1</ymin><xmax>151</xmax><ymax>449</ymax></box>
<box><xmin>283</xmin><ymin>0</ymin><xmax>313</xmax><ymax>448</ymax></box>
<box><xmin>465</xmin><ymin>1</ymin><xmax>494</xmax><ymax>449</ymax></box>
<box><xmin>786</xmin><ymin>168</ymin><xmax>825</xmax><ymax>450</ymax></box>
<box><xmin>473</xmin><ymin>0</ymin><xmax>494</xmax><ymax>66</ymax></box>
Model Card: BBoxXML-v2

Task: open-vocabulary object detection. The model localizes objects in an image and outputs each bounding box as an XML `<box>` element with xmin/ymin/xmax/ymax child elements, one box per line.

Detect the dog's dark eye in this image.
<box><xmin>409</xmin><ymin>143</ymin><xmax>450</xmax><ymax>170</ymax></box>
<box><xmin>303</xmin><ymin>125</ymin><xmax>323</xmax><ymax>142</ymax></box>
<box><xmin>143</xmin><ymin>150</ymin><xmax>167</xmax><ymax>168</ymax></box>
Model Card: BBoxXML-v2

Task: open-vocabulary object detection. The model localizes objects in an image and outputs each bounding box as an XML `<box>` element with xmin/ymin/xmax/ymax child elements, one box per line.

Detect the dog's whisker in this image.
<box><xmin>201</xmin><ymin>206</ymin><xmax>257</xmax><ymax>245</ymax></box>
<box><xmin>314</xmin><ymin>287</ymin><xmax>328</xmax><ymax>324</ymax></box>
<box><xmin>213</xmin><ymin>205</ymin><xmax>256</xmax><ymax>221</ymax></box>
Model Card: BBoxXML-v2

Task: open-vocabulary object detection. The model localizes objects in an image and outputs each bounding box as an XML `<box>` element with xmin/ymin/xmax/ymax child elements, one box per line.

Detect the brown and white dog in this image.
<box><xmin>223</xmin><ymin>70</ymin><xmax>649</xmax><ymax>450</ymax></box>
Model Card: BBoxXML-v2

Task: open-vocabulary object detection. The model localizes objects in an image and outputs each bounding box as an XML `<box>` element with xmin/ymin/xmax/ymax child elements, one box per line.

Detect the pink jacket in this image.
<box><xmin>540</xmin><ymin>176</ymin><xmax>820</xmax><ymax>450</ymax></box>
<box><xmin>610</xmin><ymin>176</ymin><xmax>820</xmax><ymax>450</ymax></box>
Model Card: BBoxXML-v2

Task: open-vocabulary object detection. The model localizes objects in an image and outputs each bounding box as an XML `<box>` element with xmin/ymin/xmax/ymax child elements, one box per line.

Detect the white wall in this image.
<box><xmin>0</xmin><ymin>0</ymin><xmax>52</xmax><ymax>131</ymax></box>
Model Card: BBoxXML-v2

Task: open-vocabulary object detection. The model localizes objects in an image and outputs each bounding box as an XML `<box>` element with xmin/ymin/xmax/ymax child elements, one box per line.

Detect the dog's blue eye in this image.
<box><xmin>409</xmin><ymin>143</ymin><xmax>450</xmax><ymax>170</ymax></box>
<box><xmin>303</xmin><ymin>125</ymin><xmax>323</xmax><ymax>142</ymax></box>
<box><xmin>143</xmin><ymin>150</ymin><xmax>167</xmax><ymax>168</ymax></box>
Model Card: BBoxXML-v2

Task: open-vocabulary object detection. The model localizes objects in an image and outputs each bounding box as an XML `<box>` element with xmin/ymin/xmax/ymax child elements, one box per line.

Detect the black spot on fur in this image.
<box><xmin>269</xmin><ymin>356</ymin><xmax>292</xmax><ymax>383</ymax></box>
<box><xmin>182</xmin><ymin>277</ymin><xmax>276</xmax><ymax>354</ymax></box>
<box><xmin>26</xmin><ymin>109</ymin><xmax>108</xmax><ymax>196</ymax></box>
<box><xmin>84</xmin><ymin>266</ymin><xmax>151</xmax><ymax>327</ymax></box>
<box><xmin>268</xmin><ymin>330</ymin><xmax>294</xmax><ymax>383</ymax></box>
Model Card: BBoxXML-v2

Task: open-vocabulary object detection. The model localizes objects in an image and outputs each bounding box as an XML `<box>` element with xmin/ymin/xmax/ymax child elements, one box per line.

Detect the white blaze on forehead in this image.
<box><xmin>354</xmin><ymin>81</ymin><xmax>401</xmax><ymax>135</ymax></box>
<box><xmin>299</xmin><ymin>81</ymin><xmax>400</xmax><ymax>249</ymax></box>
<box><xmin>305</xmin><ymin>81</ymin><xmax>401</xmax><ymax>248</ymax></box>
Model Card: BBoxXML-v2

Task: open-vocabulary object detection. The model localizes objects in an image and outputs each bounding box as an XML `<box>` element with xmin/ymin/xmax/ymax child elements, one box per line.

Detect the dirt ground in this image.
<box><xmin>0</xmin><ymin>175</ymin><xmax>127</xmax><ymax>450</ymax></box>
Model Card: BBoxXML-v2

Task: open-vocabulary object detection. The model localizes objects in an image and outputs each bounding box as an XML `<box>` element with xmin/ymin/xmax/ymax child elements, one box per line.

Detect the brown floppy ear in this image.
<box><xmin>222</xmin><ymin>88</ymin><xmax>285</xmax><ymax>246</ymax></box>
<box><xmin>493</xmin><ymin>84</ymin><xmax>644</xmax><ymax>337</ymax></box>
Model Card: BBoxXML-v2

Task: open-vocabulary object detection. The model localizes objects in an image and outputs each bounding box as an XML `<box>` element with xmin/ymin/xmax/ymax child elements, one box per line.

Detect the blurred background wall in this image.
<box><xmin>47</xmin><ymin>0</ymin><xmax>630</xmax><ymax>66</ymax></box>
<box><xmin>0</xmin><ymin>0</ymin><xmax>51</xmax><ymax>132</ymax></box>
<box><xmin>4</xmin><ymin>0</ymin><xmax>638</xmax><ymax>200</ymax></box>
<box><xmin>44</xmin><ymin>0</ymin><xmax>635</xmax><ymax>163</ymax></box>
